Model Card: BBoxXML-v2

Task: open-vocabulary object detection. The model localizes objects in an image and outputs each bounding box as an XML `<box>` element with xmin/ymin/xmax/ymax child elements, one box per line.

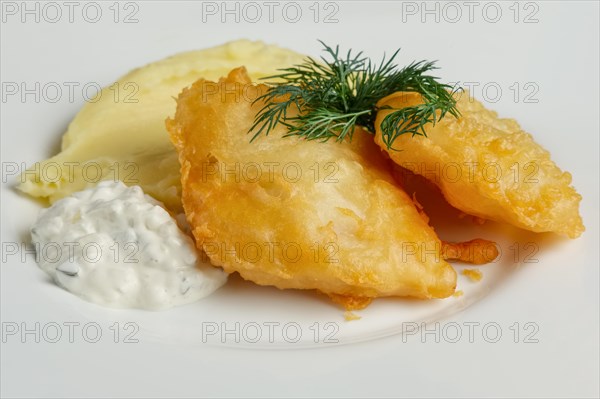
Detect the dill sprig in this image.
<box><xmin>249</xmin><ymin>41</ymin><xmax>461</xmax><ymax>149</ymax></box>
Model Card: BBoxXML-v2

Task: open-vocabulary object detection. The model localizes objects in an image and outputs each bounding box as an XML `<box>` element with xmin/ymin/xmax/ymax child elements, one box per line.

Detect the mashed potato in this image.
<box><xmin>18</xmin><ymin>40</ymin><xmax>305</xmax><ymax>213</ymax></box>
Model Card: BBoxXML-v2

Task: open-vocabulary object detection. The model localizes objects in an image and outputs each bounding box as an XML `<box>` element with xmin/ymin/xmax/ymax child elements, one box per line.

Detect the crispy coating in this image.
<box><xmin>375</xmin><ymin>92</ymin><xmax>584</xmax><ymax>238</ymax></box>
<box><xmin>442</xmin><ymin>239</ymin><xmax>499</xmax><ymax>265</ymax></box>
<box><xmin>462</xmin><ymin>269</ymin><xmax>483</xmax><ymax>282</ymax></box>
<box><xmin>167</xmin><ymin>68</ymin><xmax>457</xmax><ymax>303</ymax></box>
<box><xmin>328</xmin><ymin>294</ymin><xmax>373</xmax><ymax>310</ymax></box>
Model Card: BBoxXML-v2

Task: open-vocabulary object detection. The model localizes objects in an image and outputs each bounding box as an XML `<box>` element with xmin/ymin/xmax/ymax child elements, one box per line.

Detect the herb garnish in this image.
<box><xmin>249</xmin><ymin>41</ymin><xmax>461</xmax><ymax>149</ymax></box>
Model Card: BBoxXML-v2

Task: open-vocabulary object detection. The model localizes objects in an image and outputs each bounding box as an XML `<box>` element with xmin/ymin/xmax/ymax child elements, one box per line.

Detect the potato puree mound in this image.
<box><xmin>18</xmin><ymin>40</ymin><xmax>306</xmax><ymax>213</ymax></box>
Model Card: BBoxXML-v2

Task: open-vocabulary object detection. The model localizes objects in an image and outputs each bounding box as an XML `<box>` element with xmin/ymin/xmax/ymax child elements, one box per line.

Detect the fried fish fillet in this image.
<box><xmin>167</xmin><ymin>68</ymin><xmax>457</xmax><ymax>304</ymax></box>
<box><xmin>375</xmin><ymin>92</ymin><xmax>584</xmax><ymax>238</ymax></box>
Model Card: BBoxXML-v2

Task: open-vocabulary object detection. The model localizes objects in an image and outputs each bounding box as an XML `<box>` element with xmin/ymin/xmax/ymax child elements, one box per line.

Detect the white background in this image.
<box><xmin>1</xmin><ymin>1</ymin><xmax>599</xmax><ymax>397</ymax></box>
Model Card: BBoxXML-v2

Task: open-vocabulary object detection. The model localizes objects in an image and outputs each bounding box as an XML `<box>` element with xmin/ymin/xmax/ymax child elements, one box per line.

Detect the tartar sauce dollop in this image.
<box><xmin>31</xmin><ymin>181</ymin><xmax>227</xmax><ymax>310</ymax></box>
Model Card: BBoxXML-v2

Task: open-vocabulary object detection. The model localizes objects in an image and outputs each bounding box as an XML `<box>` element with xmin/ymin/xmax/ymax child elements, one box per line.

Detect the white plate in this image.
<box><xmin>1</xmin><ymin>1</ymin><xmax>598</xmax><ymax>397</ymax></box>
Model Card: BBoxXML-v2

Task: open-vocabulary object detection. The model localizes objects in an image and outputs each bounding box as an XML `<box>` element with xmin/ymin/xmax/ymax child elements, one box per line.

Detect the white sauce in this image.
<box><xmin>31</xmin><ymin>181</ymin><xmax>227</xmax><ymax>310</ymax></box>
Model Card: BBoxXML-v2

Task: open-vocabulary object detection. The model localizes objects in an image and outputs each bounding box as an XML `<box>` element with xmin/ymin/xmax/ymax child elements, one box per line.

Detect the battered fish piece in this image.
<box><xmin>167</xmin><ymin>68</ymin><xmax>457</xmax><ymax>304</ymax></box>
<box><xmin>375</xmin><ymin>92</ymin><xmax>584</xmax><ymax>238</ymax></box>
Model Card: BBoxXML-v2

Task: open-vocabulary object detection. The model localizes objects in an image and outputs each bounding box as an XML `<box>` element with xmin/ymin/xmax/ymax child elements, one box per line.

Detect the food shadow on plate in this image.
<box><xmin>215</xmin><ymin>272</ymin><xmax>337</xmax><ymax>309</ymax></box>
<box><xmin>391</xmin><ymin>164</ymin><xmax>565</xmax><ymax>250</ymax></box>
<box><xmin>349</xmin><ymin>163</ymin><xmax>564</xmax><ymax>312</ymax></box>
